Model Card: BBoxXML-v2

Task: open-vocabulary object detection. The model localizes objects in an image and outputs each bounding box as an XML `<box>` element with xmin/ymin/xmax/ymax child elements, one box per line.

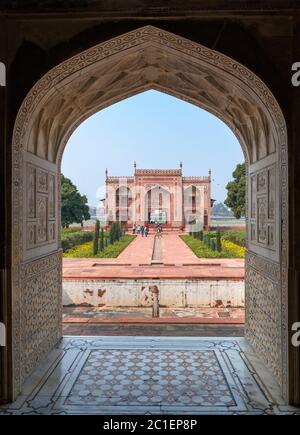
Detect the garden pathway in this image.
<box><xmin>117</xmin><ymin>233</ymin><xmax>154</xmax><ymax>265</ymax></box>
<box><xmin>63</xmin><ymin>233</ymin><xmax>244</xmax><ymax>279</ymax></box>
<box><xmin>162</xmin><ymin>233</ymin><xmax>199</xmax><ymax>264</ymax></box>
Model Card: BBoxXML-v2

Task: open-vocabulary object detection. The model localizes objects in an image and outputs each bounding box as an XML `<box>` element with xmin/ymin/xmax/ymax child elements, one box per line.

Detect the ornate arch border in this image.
<box><xmin>11</xmin><ymin>25</ymin><xmax>289</xmax><ymax>399</ymax></box>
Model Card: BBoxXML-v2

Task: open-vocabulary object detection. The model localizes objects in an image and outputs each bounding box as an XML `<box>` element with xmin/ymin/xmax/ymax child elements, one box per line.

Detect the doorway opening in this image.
<box><xmin>8</xmin><ymin>26</ymin><xmax>289</xmax><ymax>408</ymax></box>
<box><xmin>61</xmin><ymin>89</ymin><xmax>245</xmax><ymax>334</ymax></box>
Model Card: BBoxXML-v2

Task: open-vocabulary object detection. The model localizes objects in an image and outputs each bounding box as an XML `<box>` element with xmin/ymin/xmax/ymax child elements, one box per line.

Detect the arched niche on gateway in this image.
<box><xmin>11</xmin><ymin>26</ymin><xmax>289</xmax><ymax>401</ymax></box>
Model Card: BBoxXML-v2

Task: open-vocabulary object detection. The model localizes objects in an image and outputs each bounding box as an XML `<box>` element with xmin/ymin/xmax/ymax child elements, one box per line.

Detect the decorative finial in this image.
<box><xmin>180</xmin><ymin>161</ymin><xmax>183</xmax><ymax>169</ymax></box>
<box><xmin>209</xmin><ymin>168</ymin><xmax>211</xmax><ymax>177</ymax></box>
<box><xmin>105</xmin><ymin>168</ymin><xmax>108</xmax><ymax>179</ymax></box>
<box><xmin>134</xmin><ymin>160</ymin><xmax>136</xmax><ymax>169</ymax></box>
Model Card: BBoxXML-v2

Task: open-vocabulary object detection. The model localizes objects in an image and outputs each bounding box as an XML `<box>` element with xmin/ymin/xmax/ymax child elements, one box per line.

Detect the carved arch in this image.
<box><xmin>11</xmin><ymin>26</ymin><xmax>288</xmax><ymax>401</ymax></box>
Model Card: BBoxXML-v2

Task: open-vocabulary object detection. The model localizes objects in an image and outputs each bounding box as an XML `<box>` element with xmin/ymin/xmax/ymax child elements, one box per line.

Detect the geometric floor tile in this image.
<box><xmin>1</xmin><ymin>337</ymin><xmax>300</xmax><ymax>415</ymax></box>
<box><xmin>67</xmin><ymin>349</ymin><xmax>235</xmax><ymax>407</ymax></box>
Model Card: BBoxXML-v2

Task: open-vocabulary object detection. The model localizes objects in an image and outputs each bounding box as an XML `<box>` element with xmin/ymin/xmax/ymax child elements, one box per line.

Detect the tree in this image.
<box><xmin>109</xmin><ymin>221</ymin><xmax>122</xmax><ymax>243</ymax></box>
<box><xmin>216</xmin><ymin>228</ymin><xmax>222</xmax><ymax>252</ymax></box>
<box><xmin>225</xmin><ymin>163</ymin><xmax>246</xmax><ymax>219</ymax></box>
<box><xmin>61</xmin><ymin>174</ymin><xmax>90</xmax><ymax>228</ymax></box>
<box><xmin>210</xmin><ymin>238</ymin><xmax>216</xmax><ymax>251</ymax></box>
<box><xmin>93</xmin><ymin>219</ymin><xmax>100</xmax><ymax>255</ymax></box>
<box><xmin>99</xmin><ymin>228</ymin><xmax>104</xmax><ymax>252</ymax></box>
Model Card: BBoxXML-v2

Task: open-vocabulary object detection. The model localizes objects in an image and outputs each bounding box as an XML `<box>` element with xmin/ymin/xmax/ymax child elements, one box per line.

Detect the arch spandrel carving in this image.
<box><xmin>12</xmin><ymin>26</ymin><xmax>288</xmax><ymax>400</ymax></box>
<box><xmin>21</xmin><ymin>33</ymin><xmax>280</xmax><ymax>166</ymax></box>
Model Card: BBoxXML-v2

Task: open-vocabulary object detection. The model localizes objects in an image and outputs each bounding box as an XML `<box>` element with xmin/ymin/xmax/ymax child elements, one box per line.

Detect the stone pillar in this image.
<box><xmin>170</xmin><ymin>192</ymin><xmax>174</xmax><ymax>227</ymax></box>
<box><xmin>150</xmin><ymin>285</ymin><xmax>160</xmax><ymax>318</ymax></box>
<box><xmin>207</xmin><ymin>176</ymin><xmax>212</xmax><ymax>228</ymax></box>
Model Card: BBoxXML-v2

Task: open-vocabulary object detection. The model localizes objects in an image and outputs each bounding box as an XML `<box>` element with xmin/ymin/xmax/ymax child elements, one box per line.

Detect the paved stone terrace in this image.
<box><xmin>63</xmin><ymin>234</ymin><xmax>245</xmax><ymax>280</ymax></box>
<box><xmin>62</xmin><ymin>323</ymin><xmax>245</xmax><ymax>337</ymax></box>
<box><xmin>63</xmin><ymin>307</ymin><xmax>245</xmax><ymax>325</ymax></box>
<box><xmin>1</xmin><ymin>337</ymin><xmax>299</xmax><ymax>415</ymax></box>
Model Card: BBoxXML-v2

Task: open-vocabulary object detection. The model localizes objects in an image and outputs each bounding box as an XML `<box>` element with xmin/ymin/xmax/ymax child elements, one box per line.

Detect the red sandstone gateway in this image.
<box><xmin>105</xmin><ymin>165</ymin><xmax>213</xmax><ymax>232</ymax></box>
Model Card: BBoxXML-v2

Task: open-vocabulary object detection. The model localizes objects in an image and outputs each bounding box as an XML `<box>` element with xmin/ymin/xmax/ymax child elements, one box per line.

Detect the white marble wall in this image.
<box><xmin>62</xmin><ymin>278</ymin><xmax>245</xmax><ymax>308</ymax></box>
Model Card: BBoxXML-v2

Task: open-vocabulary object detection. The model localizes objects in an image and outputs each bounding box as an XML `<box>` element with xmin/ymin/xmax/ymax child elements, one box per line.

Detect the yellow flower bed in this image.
<box><xmin>181</xmin><ymin>235</ymin><xmax>245</xmax><ymax>259</ymax></box>
<box><xmin>63</xmin><ymin>235</ymin><xmax>136</xmax><ymax>258</ymax></box>
<box><xmin>221</xmin><ymin>239</ymin><xmax>245</xmax><ymax>258</ymax></box>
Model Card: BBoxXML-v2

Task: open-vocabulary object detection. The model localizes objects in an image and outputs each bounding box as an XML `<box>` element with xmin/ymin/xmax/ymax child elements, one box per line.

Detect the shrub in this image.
<box><xmin>99</xmin><ymin>228</ymin><xmax>104</xmax><ymax>252</ymax></box>
<box><xmin>199</xmin><ymin>230</ymin><xmax>203</xmax><ymax>241</ymax></box>
<box><xmin>93</xmin><ymin>219</ymin><xmax>100</xmax><ymax>255</ymax></box>
<box><xmin>61</xmin><ymin>230</ymin><xmax>93</xmax><ymax>252</ymax></box>
<box><xmin>216</xmin><ymin>228</ymin><xmax>222</xmax><ymax>252</ymax></box>
<box><xmin>210</xmin><ymin>238</ymin><xmax>216</xmax><ymax>251</ymax></box>
<box><xmin>61</xmin><ymin>227</ymin><xmax>82</xmax><ymax>235</ymax></box>
<box><xmin>203</xmin><ymin>233</ymin><xmax>212</xmax><ymax>247</ymax></box>
<box><xmin>222</xmin><ymin>230</ymin><xmax>246</xmax><ymax>247</ymax></box>
<box><xmin>205</xmin><ymin>231</ymin><xmax>217</xmax><ymax>239</ymax></box>
<box><xmin>116</xmin><ymin>222</ymin><xmax>121</xmax><ymax>240</ymax></box>
<box><xmin>109</xmin><ymin>221</ymin><xmax>122</xmax><ymax>243</ymax></box>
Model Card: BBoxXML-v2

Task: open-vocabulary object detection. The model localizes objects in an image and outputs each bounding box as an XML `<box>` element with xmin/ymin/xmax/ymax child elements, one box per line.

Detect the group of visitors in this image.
<box><xmin>132</xmin><ymin>223</ymin><xmax>149</xmax><ymax>237</ymax></box>
<box><xmin>132</xmin><ymin>222</ymin><xmax>163</xmax><ymax>238</ymax></box>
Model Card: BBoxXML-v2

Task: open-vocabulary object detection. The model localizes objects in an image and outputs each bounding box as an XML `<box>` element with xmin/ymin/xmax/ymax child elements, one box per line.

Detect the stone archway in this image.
<box><xmin>115</xmin><ymin>186</ymin><xmax>133</xmax><ymax>224</ymax></box>
<box><xmin>146</xmin><ymin>186</ymin><xmax>171</xmax><ymax>225</ymax></box>
<box><xmin>183</xmin><ymin>185</ymin><xmax>205</xmax><ymax>229</ymax></box>
<box><xmin>11</xmin><ymin>26</ymin><xmax>288</xmax><ymax>401</ymax></box>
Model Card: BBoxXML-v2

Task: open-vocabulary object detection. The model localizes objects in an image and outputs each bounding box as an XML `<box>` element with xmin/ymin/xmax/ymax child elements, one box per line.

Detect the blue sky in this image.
<box><xmin>62</xmin><ymin>90</ymin><xmax>244</xmax><ymax>206</ymax></box>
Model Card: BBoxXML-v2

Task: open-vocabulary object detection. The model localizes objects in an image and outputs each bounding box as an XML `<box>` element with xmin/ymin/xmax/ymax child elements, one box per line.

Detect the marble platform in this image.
<box><xmin>1</xmin><ymin>337</ymin><xmax>300</xmax><ymax>415</ymax></box>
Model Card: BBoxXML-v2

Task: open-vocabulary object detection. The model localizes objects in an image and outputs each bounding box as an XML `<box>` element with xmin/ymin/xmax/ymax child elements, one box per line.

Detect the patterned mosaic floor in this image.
<box><xmin>1</xmin><ymin>337</ymin><xmax>300</xmax><ymax>415</ymax></box>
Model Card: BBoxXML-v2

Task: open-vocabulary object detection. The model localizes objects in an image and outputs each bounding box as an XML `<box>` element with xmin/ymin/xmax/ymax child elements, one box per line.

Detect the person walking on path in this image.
<box><xmin>132</xmin><ymin>223</ymin><xmax>136</xmax><ymax>235</ymax></box>
<box><xmin>140</xmin><ymin>225</ymin><xmax>145</xmax><ymax>237</ymax></box>
<box><xmin>156</xmin><ymin>224</ymin><xmax>162</xmax><ymax>238</ymax></box>
<box><xmin>136</xmin><ymin>224</ymin><xmax>141</xmax><ymax>235</ymax></box>
<box><xmin>144</xmin><ymin>225</ymin><xmax>149</xmax><ymax>237</ymax></box>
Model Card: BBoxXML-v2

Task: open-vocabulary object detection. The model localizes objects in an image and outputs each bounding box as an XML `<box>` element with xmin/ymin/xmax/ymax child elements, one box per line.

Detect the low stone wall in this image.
<box><xmin>63</xmin><ymin>278</ymin><xmax>245</xmax><ymax>308</ymax></box>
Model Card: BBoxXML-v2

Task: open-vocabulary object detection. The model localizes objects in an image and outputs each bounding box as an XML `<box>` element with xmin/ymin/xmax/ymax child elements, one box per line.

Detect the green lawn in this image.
<box><xmin>63</xmin><ymin>234</ymin><xmax>136</xmax><ymax>258</ymax></box>
<box><xmin>61</xmin><ymin>227</ymin><xmax>83</xmax><ymax>235</ymax></box>
<box><xmin>180</xmin><ymin>235</ymin><xmax>245</xmax><ymax>259</ymax></box>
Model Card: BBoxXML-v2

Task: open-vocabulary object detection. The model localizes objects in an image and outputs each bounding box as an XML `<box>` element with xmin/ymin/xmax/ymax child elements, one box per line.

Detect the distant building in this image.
<box><xmin>104</xmin><ymin>164</ymin><xmax>212</xmax><ymax>231</ymax></box>
<box><xmin>88</xmin><ymin>206</ymin><xmax>97</xmax><ymax>218</ymax></box>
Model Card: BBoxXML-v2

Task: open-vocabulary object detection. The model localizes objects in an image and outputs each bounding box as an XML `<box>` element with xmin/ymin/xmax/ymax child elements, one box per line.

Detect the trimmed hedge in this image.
<box><xmin>210</xmin><ymin>238</ymin><xmax>216</xmax><ymax>251</ymax></box>
<box><xmin>61</xmin><ymin>230</ymin><xmax>94</xmax><ymax>252</ymax></box>
<box><xmin>61</xmin><ymin>227</ymin><xmax>83</xmax><ymax>235</ymax></box>
<box><xmin>222</xmin><ymin>230</ymin><xmax>246</xmax><ymax>247</ymax></box>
